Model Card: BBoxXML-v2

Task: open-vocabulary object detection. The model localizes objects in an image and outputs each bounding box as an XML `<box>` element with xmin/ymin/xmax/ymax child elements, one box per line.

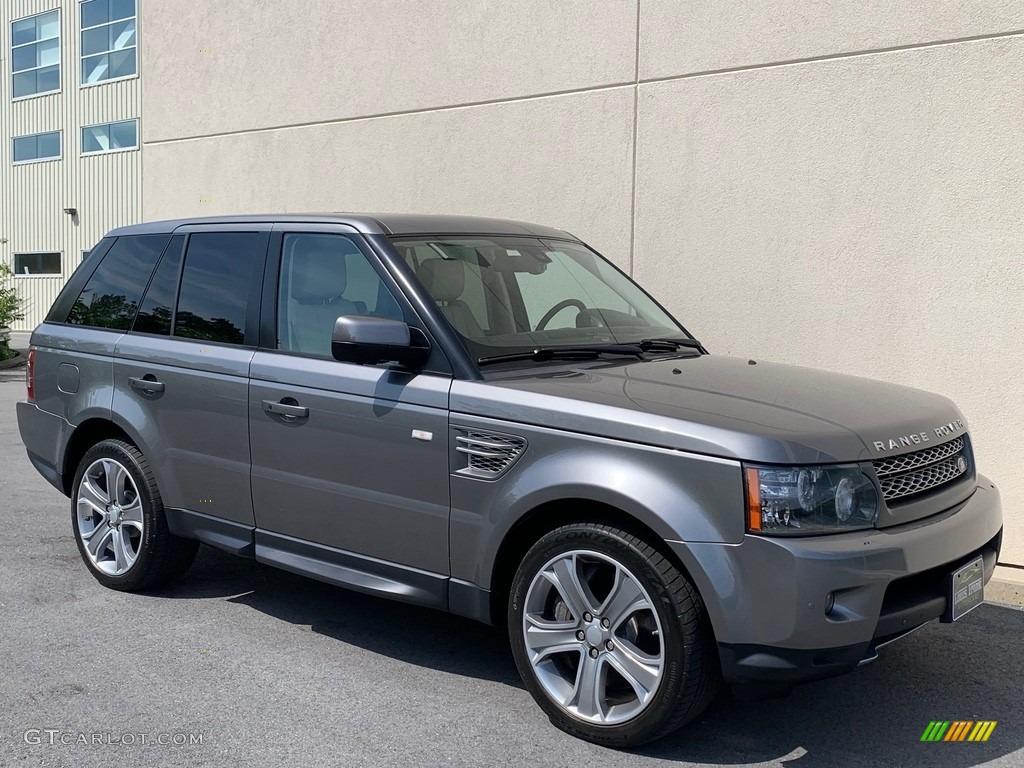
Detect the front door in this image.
<box><xmin>248</xmin><ymin>225</ymin><xmax>451</xmax><ymax>597</ymax></box>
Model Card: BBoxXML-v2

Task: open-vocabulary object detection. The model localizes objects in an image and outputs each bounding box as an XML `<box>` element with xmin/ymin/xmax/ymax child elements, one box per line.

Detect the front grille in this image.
<box><xmin>872</xmin><ymin>436</ymin><xmax>969</xmax><ymax>503</ymax></box>
<box><xmin>455</xmin><ymin>430</ymin><xmax>526</xmax><ymax>479</ymax></box>
<box><xmin>873</xmin><ymin>437</ymin><xmax>964</xmax><ymax>477</ymax></box>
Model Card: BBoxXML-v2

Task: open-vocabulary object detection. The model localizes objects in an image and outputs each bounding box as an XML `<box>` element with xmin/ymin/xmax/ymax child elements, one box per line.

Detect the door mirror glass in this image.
<box><xmin>331</xmin><ymin>315</ymin><xmax>429</xmax><ymax>368</ymax></box>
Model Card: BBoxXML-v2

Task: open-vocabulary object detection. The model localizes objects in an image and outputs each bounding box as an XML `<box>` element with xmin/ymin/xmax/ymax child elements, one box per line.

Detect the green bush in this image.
<box><xmin>0</xmin><ymin>263</ymin><xmax>25</xmax><ymax>361</ymax></box>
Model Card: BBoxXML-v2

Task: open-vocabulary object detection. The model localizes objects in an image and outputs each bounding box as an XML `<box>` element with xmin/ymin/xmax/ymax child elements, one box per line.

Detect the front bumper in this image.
<box><xmin>668</xmin><ymin>477</ymin><xmax>1002</xmax><ymax>686</ymax></box>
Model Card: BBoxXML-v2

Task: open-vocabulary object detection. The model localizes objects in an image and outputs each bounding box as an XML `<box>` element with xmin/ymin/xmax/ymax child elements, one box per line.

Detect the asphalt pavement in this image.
<box><xmin>1</xmin><ymin>367</ymin><xmax>1022</xmax><ymax>768</ymax></box>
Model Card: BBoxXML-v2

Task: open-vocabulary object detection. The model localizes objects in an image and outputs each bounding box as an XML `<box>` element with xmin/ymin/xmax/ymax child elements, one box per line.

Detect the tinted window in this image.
<box><xmin>174</xmin><ymin>232</ymin><xmax>260</xmax><ymax>345</ymax></box>
<box><xmin>277</xmin><ymin>233</ymin><xmax>403</xmax><ymax>358</ymax></box>
<box><xmin>67</xmin><ymin>235</ymin><xmax>168</xmax><ymax>329</ymax></box>
<box><xmin>14</xmin><ymin>252</ymin><xmax>61</xmax><ymax>275</ymax></box>
<box><xmin>133</xmin><ymin>235</ymin><xmax>184</xmax><ymax>336</ymax></box>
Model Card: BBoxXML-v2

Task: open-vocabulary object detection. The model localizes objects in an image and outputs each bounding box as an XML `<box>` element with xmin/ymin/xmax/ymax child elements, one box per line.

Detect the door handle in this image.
<box><xmin>129</xmin><ymin>376</ymin><xmax>165</xmax><ymax>395</ymax></box>
<box><xmin>262</xmin><ymin>399</ymin><xmax>309</xmax><ymax>421</ymax></box>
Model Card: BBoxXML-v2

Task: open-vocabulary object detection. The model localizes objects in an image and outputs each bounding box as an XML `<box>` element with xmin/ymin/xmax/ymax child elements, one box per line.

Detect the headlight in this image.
<box><xmin>745</xmin><ymin>464</ymin><xmax>879</xmax><ymax>535</ymax></box>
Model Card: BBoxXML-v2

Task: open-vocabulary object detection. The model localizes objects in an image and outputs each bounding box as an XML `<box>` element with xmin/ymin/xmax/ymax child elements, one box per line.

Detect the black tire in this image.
<box><xmin>508</xmin><ymin>523</ymin><xmax>719</xmax><ymax>747</ymax></box>
<box><xmin>71</xmin><ymin>439</ymin><xmax>198</xmax><ymax>591</ymax></box>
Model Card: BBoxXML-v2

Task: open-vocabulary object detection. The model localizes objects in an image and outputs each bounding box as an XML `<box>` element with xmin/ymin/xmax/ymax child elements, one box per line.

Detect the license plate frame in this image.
<box><xmin>944</xmin><ymin>556</ymin><xmax>985</xmax><ymax>622</ymax></box>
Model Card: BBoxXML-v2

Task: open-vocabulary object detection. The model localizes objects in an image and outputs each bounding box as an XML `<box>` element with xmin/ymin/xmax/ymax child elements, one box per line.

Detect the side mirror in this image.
<box><xmin>331</xmin><ymin>316</ymin><xmax>430</xmax><ymax>368</ymax></box>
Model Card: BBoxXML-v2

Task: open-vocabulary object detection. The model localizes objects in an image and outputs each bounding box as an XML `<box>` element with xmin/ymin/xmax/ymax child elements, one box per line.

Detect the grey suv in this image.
<box><xmin>17</xmin><ymin>214</ymin><xmax>1002</xmax><ymax>746</ymax></box>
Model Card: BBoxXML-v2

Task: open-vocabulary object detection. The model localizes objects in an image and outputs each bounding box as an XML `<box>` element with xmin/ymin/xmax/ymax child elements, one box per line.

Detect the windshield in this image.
<box><xmin>391</xmin><ymin>235</ymin><xmax>689</xmax><ymax>364</ymax></box>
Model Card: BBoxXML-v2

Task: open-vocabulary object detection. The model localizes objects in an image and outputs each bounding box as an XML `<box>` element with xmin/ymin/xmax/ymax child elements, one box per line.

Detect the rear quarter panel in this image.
<box><xmin>30</xmin><ymin>324</ymin><xmax>118</xmax><ymax>426</ymax></box>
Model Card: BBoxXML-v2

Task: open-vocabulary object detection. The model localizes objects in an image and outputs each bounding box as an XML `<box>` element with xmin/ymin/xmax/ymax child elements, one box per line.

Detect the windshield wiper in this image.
<box><xmin>477</xmin><ymin>345</ymin><xmax>646</xmax><ymax>367</ymax></box>
<box><xmin>639</xmin><ymin>337</ymin><xmax>705</xmax><ymax>353</ymax></box>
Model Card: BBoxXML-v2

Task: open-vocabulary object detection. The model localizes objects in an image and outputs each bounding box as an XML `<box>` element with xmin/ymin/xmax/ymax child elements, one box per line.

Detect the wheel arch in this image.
<box><xmin>60</xmin><ymin>418</ymin><xmax>136</xmax><ymax>495</ymax></box>
<box><xmin>487</xmin><ymin>498</ymin><xmax>714</xmax><ymax>637</ymax></box>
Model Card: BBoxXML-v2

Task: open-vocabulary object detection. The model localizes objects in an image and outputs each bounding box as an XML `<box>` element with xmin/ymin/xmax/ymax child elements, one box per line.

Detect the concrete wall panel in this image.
<box><xmin>142</xmin><ymin>0</ymin><xmax>637</xmax><ymax>142</ymax></box>
<box><xmin>144</xmin><ymin>89</ymin><xmax>636</xmax><ymax>266</ymax></box>
<box><xmin>634</xmin><ymin>37</ymin><xmax>1024</xmax><ymax>561</ymax></box>
<box><xmin>640</xmin><ymin>0</ymin><xmax>1024</xmax><ymax>78</ymax></box>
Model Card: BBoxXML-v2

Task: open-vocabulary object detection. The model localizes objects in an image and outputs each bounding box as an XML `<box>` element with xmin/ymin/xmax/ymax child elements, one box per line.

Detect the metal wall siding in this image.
<box><xmin>1</xmin><ymin>1</ymin><xmax>142</xmax><ymax>330</ymax></box>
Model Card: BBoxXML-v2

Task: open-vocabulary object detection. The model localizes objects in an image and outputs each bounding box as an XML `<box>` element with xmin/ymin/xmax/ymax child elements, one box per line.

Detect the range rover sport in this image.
<box><xmin>17</xmin><ymin>214</ymin><xmax>1002</xmax><ymax>746</ymax></box>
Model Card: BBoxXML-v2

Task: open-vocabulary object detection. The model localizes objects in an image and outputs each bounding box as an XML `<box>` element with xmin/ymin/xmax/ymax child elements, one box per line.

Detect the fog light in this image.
<box><xmin>825</xmin><ymin>592</ymin><xmax>836</xmax><ymax>615</ymax></box>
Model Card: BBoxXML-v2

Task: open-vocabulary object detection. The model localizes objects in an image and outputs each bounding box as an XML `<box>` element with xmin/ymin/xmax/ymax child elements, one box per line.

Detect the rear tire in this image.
<box><xmin>508</xmin><ymin>523</ymin><xmax>719</xmax><ymax>747</ymax></box>
<box><xmin>71</xmin><ymin>439</ymin><xmax>198</xmax><ymax>591</ymax></box>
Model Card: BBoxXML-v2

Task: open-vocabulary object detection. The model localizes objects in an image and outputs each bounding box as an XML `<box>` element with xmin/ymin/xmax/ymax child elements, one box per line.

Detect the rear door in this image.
<box><xmin>113</xmin><ymin>225</ymin><xmax>270</xmax><ymax>530</ymax></box>
<box><xmin>248</xmin><ymin>224</ymin><xmax>452</xmax><ymax>598</ymax></box>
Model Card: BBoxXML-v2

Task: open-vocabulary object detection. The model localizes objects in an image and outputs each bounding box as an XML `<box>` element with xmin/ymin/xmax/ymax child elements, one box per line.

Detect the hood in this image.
<box><xmin>451</xmin><ymin>355</ymin><xmax>967</xmax><ymax>465</ymax></box>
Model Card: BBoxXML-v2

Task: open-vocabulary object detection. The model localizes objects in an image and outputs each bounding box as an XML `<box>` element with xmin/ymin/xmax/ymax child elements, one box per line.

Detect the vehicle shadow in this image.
<box><xmin>150</xmin><ymin>544</ymin><xmax>520</xmax><ymax>687</ymax></box>
<box><xmin>158</xmin><ymin>546</ymin><xmax>1024</xmax><ymax>767</ymax></box>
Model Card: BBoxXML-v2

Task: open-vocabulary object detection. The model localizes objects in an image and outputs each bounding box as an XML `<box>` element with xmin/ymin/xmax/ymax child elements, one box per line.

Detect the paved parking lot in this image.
<box><xmin>1</xmin><ymin>367</ymin><xmax>1022</xmax><ymax>768</ymax></box>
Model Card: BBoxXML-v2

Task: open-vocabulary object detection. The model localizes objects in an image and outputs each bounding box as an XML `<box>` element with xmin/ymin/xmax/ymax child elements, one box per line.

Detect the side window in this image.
<box><xmin>174</xmin><ymin>232</ymin><xmax>261</xmax><ymax>345</ymax></box>
<box><xmin>133</xmin><ymin>235</ymin><xmax>185</xmax><ymax>336</ymax></box>
<box><xmin>277</xmin><ymin>233</ymin><xmax>403</xmax><ymax>358</ymax></box>
<box><xmin>67</xmin><ymin>235</ymin><xmax>168</xmax><ymax>330</ymax></box>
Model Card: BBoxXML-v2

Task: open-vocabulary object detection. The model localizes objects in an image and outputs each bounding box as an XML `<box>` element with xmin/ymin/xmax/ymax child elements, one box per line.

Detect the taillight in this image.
<box><xmin>26</xmin><ymin>348</ymin><xmax>36</xmax><ymax>402</ymax></box>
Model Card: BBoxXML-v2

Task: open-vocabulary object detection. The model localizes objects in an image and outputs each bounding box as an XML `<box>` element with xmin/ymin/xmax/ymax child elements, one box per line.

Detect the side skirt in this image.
<box><xmin>162</xmin><ymin>509</ymin><xmax>491</xmax><ymax>620</ymax></box>
<box><xmin>254</xmin><ymin>530</ymin><xmax>448</xmax><ymax>611</ymax></box>
<box><xmin>165</xmin><ymin>508</ymin><xmax>255</xmax><ymax>557</ymax></box>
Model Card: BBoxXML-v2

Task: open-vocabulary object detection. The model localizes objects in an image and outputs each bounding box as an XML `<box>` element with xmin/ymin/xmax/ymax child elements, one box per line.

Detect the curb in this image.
<box><xmin>987</xmin><ymin>566</ymin><xmax>1024</xmax><ymax>609</ymax></box>
<box><xmin>0</xmin><ymin>349</ymin><xmax>26</xmax><ymax>370</ymax></box>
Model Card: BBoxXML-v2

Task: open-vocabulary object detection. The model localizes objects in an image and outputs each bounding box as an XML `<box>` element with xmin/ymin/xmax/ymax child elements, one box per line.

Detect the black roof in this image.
<box><xmin>107</xmin><ymin>213</ymin><xmax>576</xmax><ymax>240</ymax></box>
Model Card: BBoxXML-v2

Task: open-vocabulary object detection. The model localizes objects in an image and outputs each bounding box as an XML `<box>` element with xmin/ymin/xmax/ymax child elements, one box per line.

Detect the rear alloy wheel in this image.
<box><xmin>72</xmin><ymin>439</ymin><xmax>198</xmax><ymax>591</ymax></box>
<box><xmin>508</xmin><ymin>524</ymin><xmax>719</xmax><ymax>747</ymax></box>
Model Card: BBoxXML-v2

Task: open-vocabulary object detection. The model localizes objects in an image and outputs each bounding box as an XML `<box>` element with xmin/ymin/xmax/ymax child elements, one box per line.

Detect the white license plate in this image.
<box><xmin>949</xmin><ymin>556</ymin><xmax>985</xmax><ymax>622</ymax></box>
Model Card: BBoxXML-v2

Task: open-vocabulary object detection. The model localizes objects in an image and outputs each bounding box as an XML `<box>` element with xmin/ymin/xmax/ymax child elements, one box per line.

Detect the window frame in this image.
<box><xmin>11</xmin><ymin>8</ymin><xmax>62</xmax><ymax>101</ymax></box>
<box><xmin>12</xmin><ymin>129</ymin><xmax>63</xmax><ymax>165</ymax></box>
<box><xmin>79</xmin><ymin>0</ymin><xmax>139</xmax><ymax>88</ymax></box>
<box><xmin>12</xmin><ymin>251</ymin><xmax>63</xmax><ymax>278</ymax></box>
<box><xmin>81</xmin><ymin>118</ymin><xmax>139</xmax><ymax>156</ymax></box>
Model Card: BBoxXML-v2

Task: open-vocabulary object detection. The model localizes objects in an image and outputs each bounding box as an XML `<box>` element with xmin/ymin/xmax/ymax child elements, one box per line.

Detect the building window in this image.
<box><xmin>11</xmin><ymin>10</ymin><xmax>61</xmax><ymax>99</ymax></box>
<box><xmin>81</xmin><ymin>0</ymin><xmax>137</xmax><ymax>85</ymax></box>
<box><xmin>82</xmin><ymin>119</ymin><xmax>138</xmax><ymax>155</ymax></box>
<box><xmin>12</xmin><ymin>131</ymin><xmax>62</xmax><ymax>164</ymax></box>
<box><xmin>14</xmin><ymin>253</ymin><xmax>62</xmax><ymax>276</ymax></box>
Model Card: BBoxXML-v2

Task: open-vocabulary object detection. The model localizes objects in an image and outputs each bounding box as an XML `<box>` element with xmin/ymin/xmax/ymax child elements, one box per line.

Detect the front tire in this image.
<box><xmin>72</xmin><ymin>439</ymin><xmax>198</xmax><ymax>591</ymax></box>
<box><xmin>508</xmin><ymin>523</ymin><xmax>719</xmax><ymax>747</ymax></box>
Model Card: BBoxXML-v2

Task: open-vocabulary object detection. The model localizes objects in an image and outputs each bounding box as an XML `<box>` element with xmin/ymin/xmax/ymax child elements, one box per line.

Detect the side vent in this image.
<box><xmin>454</xmin><ymin>429</ymin><xmax>527</xmax><ymax>480</ymax></box>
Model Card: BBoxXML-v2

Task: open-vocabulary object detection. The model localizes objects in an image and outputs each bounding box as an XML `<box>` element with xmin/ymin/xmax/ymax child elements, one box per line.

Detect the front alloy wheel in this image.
<box><xmin>523</xmin><ymin>550</ymin><xmax>664</xmax><ymax>724</ymax></box>
<box><xmin>509</xmin><ymin>523</ymin><xmax>719</xmax><ymax>747</ymax></box>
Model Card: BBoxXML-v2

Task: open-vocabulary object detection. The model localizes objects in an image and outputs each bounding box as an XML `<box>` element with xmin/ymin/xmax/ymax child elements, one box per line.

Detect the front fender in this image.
<box><xmin>448</xmin><ymin>416</ymin><xmax>745</xmax><ymax>588</ymax></box>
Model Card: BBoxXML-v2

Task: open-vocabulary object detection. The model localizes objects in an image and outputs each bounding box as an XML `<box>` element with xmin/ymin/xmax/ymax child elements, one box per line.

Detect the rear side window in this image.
<box><xmin>132</xmin><ymin>235</ymin><xmax>185</xmax><ymax>336</ymax></box>
<box><xmin>173</xmin><ymin>232</ymin><xmax>261</xmax><ymax>345</ymax></box>
<box><xmin>66</xmin><ymin>235</ymin><xmax>168</xmax><ymax>330</ymax></box>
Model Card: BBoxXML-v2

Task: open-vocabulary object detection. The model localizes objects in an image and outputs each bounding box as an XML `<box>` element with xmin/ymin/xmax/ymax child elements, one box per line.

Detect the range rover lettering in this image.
<box><xmin>17</xmin><ymin>214</ymin><xmax>1002</xmax><ymax>747</ymax></box>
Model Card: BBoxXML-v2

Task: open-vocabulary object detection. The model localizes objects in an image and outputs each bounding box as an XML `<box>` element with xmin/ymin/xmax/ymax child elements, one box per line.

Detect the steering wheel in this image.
<box><xmin>536</xmin><ymin>299</ymin><xmax>588</xmax><ymax>331</ymax></box>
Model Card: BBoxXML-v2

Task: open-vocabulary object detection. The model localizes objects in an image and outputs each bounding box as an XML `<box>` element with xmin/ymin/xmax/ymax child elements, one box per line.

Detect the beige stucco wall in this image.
<box><xmin>141</xmin><ymin>2</ymin><xmax>1023</xmax><ymax>565</ymax></box>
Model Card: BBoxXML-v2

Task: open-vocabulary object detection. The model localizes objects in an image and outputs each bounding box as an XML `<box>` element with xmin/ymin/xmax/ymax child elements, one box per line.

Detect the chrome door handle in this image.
<box><xmin>262</xmin><ymin>399</ymin><xmax>309</xmax><ymax>421</ymax></box>
<box><xmin>129</xmin><ymin>376</ymin><xmax>165</xmax><ymax>394</ymax></box>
